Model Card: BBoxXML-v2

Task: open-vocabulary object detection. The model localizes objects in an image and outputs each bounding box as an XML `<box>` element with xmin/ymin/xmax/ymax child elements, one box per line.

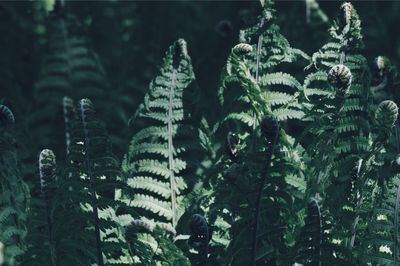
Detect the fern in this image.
<box><xmin>28</xmin><ymin>4</ymin><xmax>108</xmax><ymax>153</ymax></box>
<box><xmin>299</xmin><ymin>3</ymin><xmax>400</xmax><ymax>261</ymax></box>
<box><xmin>238</xmin><ymin>0</ymin><xmax>307</xmax><ymax>121</ymax></box>
<box><xmin>362</xmin><ymin>175</ymin><xmax>400</xmax><ymax>265</ymax></box>
<box><xmin>294</xmin><ymin>199</ymin><xmax>323</xmax><ymax>265</ymax></box>
<box><xmin>38</xmin><ymin>149</ymin><xmax>57</xmax><ymax>266</ymax></box>
<box><xmin>62</xmin><ymin>96</ymin><xmax>76</xmax><ymax>158</ymax></box>
<box><xmin>207</xmin><ymin>3</ymin><xmax>310</xmax><ymax>264</ymax></box>
<box><xmin>121</xmin><ymin>39</ymin><xmax>196</xmax><ymax>230</ymax></box>
<box><xmin>251</xmin><ymin>114</ymin><xmax>279</xmax><ymax>266</ymax></box>
<box><xmin>293</xmin><ymin>198</ymin><xmax>355</xmax><ymax>265</ymax></box>
<box><xmin>124</xmin><ymin>220</ymin><xmax>190</xmax><ymax>265</ymax></box>
<box><xmin>68</xmin><ymin>98</ymin><xmax>123</xmax><ymax>265</ymax></box>
<box><xmin>0</xmin><ymin>105</ymin><xmax>29</xmax><ymax>265</ymax></box>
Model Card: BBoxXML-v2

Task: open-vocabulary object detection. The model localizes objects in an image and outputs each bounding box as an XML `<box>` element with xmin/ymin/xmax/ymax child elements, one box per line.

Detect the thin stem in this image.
<box><xmin>81</xmin><ymin>104</ymin><xmax>104</xmax><ymax>266</ymax></box>
<box><xmin>251</xmin><ymin>138</ymin><xmax>277</xmax><ymax>266</ymax></box>
<box><xmin>251</xmin><ymin>18</ymin><xmax>265</xmax><ymax>152</ymax></box>
<box><xmin>168</xmin><ymin>69</ymin><xmax>177</xmax><ymax>228</ymax></box>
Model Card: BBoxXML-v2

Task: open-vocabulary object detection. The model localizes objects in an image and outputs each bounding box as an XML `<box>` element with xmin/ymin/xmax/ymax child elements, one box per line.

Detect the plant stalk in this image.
<box><xmin>251</xmin><ymin>137</ymin><xmax>277</xmax><ymax>266</ymax></box>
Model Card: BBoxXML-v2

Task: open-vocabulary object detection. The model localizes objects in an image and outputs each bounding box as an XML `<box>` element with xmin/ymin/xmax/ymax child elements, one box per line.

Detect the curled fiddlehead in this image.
<box><xmin>232</xmin><ymin>43</ymin><xmax>253</xmax><ymax>56</ymax></box>
<box><xmin>39</xmin><ymin>149</ymin><xmax>57</xmax><ymax>198</ymax></box>
<box><xmin>328</xmin><ymin>64</ymin><xmax>352</xmax><ymax>98</ymax></box>
<box><xmin>0</xmin><ymin>105</ymin><xmax>15</xmax><ymax>127</ymax></box>
<box><xmin>38</xmin><ymin>149</ymin><xmax>57</xmax><ymax>266</ymax></box>
<box><xmin>375</xmin><ymin>100</ymin><xmax>398</xmax><ymax>134</ymax></box>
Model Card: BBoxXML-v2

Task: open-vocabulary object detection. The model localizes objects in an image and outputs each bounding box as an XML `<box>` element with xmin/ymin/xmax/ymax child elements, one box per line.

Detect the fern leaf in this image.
<box><xmin>121</xmin><ymin>39</ymin><xmax>197</xmax><ymax>231</ymax></box>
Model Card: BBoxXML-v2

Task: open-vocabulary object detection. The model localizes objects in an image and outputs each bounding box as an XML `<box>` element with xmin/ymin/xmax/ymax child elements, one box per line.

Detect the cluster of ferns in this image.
<box><xmin>2</xmin><ymin>1</ymin><xmax>400</xmax><ymax>265</ymax></box>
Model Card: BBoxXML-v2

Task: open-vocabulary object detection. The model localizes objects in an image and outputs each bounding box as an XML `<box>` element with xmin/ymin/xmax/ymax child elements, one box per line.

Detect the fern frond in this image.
<box><xmin>63</xmin><ymin>96</ymin><xmax>76</xmax><ymax>157</ymax></box>
<box><xmin>362</xmin><ymin>176</ymin><xmax>400</xmax><ymax>265</ymax></box>
<box><xmin>121</xmin><ymin>39</ymin><xmax>197</xmax><ymax>232</ymax></box>
<box><xmin>38</xmin><ymin>149</ymin><xmax>57</xmax><ymax>266</ymax></box>
<box><xmin>0</xmin><ymin>105</ymin><xmax>29</xmax><ymax>264</ymax></box>
<box><xmin>260</xmin><ymin>72</ymin><xmax>302</xmax><ymax>91</ymax></box>
<box><xmin>68</xmin><ymin>98</ymin><xmax>123</xmax><ymax>265</ymax></box>
<box><xmin>294</xmin><ymin>199</ymin><xmax>323</xmax><ymax>265</ymax></box>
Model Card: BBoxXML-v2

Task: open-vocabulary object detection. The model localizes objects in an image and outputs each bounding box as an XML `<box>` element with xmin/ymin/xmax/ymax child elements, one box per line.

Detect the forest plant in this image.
<box><xmin>29</xmin><ymin>2</ymin><xmax>109</xmax><ymax>152</ymax></box>
<box><xmin>362</xmin><ymin>175</ymin><xmax>400</xmax><ymax>265</ymax></box>
<box><xmin>0</xmin><ymin>105</ymin><xmax>29</xmax><ymax>265</ymax></box>
<box><xmin>251</xmin><ymin>114</ymin><xmax>279</xmax><ymax>266</ymax></box>
<box><xmin>2</xmin><ymin>1</ymin><xmax>400</xmax><ymax>265</ymax></box>
<box><xmin>123</xmin><ymin>219</ymin><xmax>190</xmax><ymax>265</ymax></box>
<box><xmin>299</xmin><ymin>2</ymin><xmax>400</xmax><ymax>264</ymax></box>
<box><xmin>208</xmin><ymin>1</ymin><xmax>308</xmax><ymax>263</ymax></box>
<box><xmin>293</xmin><ymin>198</ymin><xmax>323</xmax><ymax>265</ymax></box>
<box><xmin>38</xmin><ymin>149</ymin><xmax>57</xmax><ymax>266</ymax></box>
<box><xmin>62</xmin><ymin>96</ymin><xmax>76</xmax><ymax>157</ymax></box>
<box><xmin>68</xmin><ymin>98</ymin><xmax>123</xmax><ymax>265</ymax></box>
<box><xmin>121</xmin><ymin>38</ymin><xmax>197</xmax><ymax>230</ymax></box>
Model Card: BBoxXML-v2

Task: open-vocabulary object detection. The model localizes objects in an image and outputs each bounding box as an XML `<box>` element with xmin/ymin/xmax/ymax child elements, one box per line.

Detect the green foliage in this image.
<box><xmin>362</xmin><ymin>175</ymin><xmax>400</xmax><ymax>265</ymax></box>
<box><xmin>38</xmin><ymin>149</ymin><xmax>57</xmax><ymax>266</ymax></box>
<box><xmin>0</xmin><ymin>105</ymin><xmax>29</xmax><ymax>265</ymax></box>
<box><xmin>17</xmin><ymin>95</ymin><xmax>128</xmax><ymax>265</ymax></box>
<box><xmin>29</xmin><ymin>6</ymin><xmax>109</xmax><ymax>151</ymax></box>
<box><xmin>294</xmin><ymin>199</ymin><xmax>323</xmax><ymax>265</ymax></box>
<box><xmin>207</xmin><ymin>2</ymin><xmax>308</xmax><ymax>265</ymax></box>
<box><xmin>67</xmin><ymin>98</ymin><xmax>125</xmax><ymax>265</ymax></box>
<box><xmin>2</xmin><ymin>1</ymin><xmax>400</xmax><ymax>265</ymax></box>
<box><xmin>123</xmin><ymin>220</ymin><xmax>190</xmax><ymax>265</ymax></box>
<box><xmin>121</xmin><ymin>39</ymin><xmax>197</xmax><ymax>229</ymax></box>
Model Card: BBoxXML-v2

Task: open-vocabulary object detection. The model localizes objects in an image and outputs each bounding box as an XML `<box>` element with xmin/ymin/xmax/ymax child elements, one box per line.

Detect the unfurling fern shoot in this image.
<box><xmin>232</xmin><ymin>43</ymin><xmax>253</xmax><ymax>56</ymax></box>
<box><xmin>38</xmin><ymin>149</ymin><xmax>57</xmax><ymax>266</ymax></box>
<box><xmin>328</xmin><ymin>64</ymin><xmax>352</xmax><ymax>98</ymax></box>
<box><xmin>0</xmin><ymin>105</ymin><xmax>15</xmax><ymax>126</ymax></box>
<box><xmin>375</xmin><ymin>100</ymin><xmax>399</xmax><ymax>136</ymax></box>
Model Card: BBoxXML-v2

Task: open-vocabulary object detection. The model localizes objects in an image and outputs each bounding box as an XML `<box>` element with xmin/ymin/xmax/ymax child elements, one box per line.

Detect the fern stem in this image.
<box><xmin>395</xmin><ymin>125</ymin><xmax>400</xmax><ymax>153</ymax></box>
<box><xmin>169</xmin><ymin>69</ymin><xmax>178</xmax><ymax>228</ymax></box>
<box><xmin>251</xmin><ymin>138</ymin><xmax>277</xmax><ymax>266</ymax></box>
<box><xmin>349</xmin><ymin>159</ymin><xmax>363</xmax><ymax>248</ymax></box>
<box><xmin>255</xmin><ymin>25</ymin><xmax>263</xmax><ymax>84</ymax></box>
<box><xmin>80</xmin><ymin>101</ymin><xmax>104</xmax><ymax>266</ymax></box>
<box><xmin>251</xmin><ymin>18</ymin><xmax>264</xmax><ymax>152</ymax></box>
<box><xmin>316</xmin><ymin>201</ymin><xmax>323</xmax><ymax>266</ymax></box>
<box><xmin>63</xmin><ymin>97</ymin><xmax>75</xmax><ymax>157</ymax></box>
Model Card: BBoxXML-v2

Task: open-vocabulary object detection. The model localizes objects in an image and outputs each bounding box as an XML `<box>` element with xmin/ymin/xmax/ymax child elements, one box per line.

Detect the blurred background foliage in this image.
<box><xmin>1</xmin><ymin>0</ymin><xmax>399</xmax><ymax>182</ymax></box>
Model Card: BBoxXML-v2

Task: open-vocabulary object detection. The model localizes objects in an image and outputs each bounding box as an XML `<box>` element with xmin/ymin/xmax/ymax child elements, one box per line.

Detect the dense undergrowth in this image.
<box><xmin>1</xmin><ymin>0</ymin><xmax>400</xmax><ymax>265</ymax></box>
